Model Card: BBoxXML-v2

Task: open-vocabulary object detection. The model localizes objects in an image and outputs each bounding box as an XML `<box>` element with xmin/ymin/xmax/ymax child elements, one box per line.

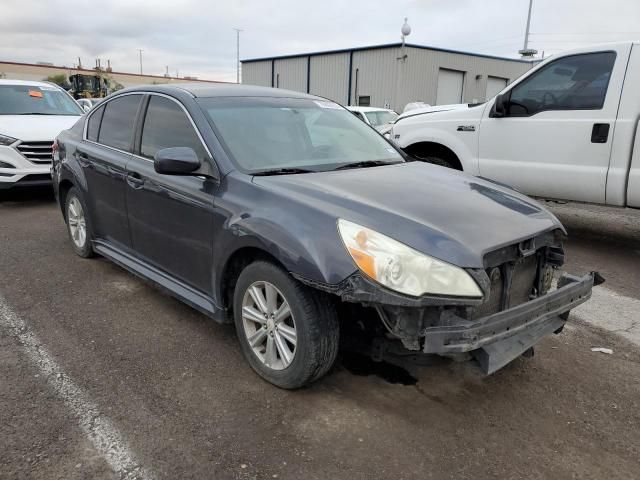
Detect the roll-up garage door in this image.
<box><xmin>486</xmin><ymin>76</ymin><xmax>508</xmax><ymax>100</ymax></box>
<box><xmin>436</xmin><ymin>69</ymin><xmax>464</xmax><ymax>105</ymax></box>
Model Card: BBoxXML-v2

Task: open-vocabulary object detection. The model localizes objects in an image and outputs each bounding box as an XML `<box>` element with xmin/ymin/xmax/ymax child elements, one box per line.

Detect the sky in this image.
<box><xmin>1</xmin><ymin>0</ymin><xmax>639</xmax><ymax>82</ymax></box>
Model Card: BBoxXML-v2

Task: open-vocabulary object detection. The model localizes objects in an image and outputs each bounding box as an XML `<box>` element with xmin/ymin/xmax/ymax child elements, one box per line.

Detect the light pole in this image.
<box><xmin>233</xmin><ymin>28</ymin><xmax>242</xmax><ymax>83</ymax></box>
<box><xmin>519</xmin><ymin>0</ymin><xmax>537</xmax><ymax>58</ymax></box>
<box><xmin>138</xmin><ymin>49</ymin><xmax>144</xmax><ymax>75</ymax></box>
<box><xmin>394</xmin><ymin>18</ymin><xmax>411</xmax><ymax>111</ymax></box>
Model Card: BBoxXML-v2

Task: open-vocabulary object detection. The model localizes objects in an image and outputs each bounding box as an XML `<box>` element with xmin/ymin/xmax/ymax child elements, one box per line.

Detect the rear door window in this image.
<box><xmin>86</xmin><ymin>105</ymin><xmax>105</xmax><ymax>142</ymax></box>
<box><xmin>140</xmin><ymin>95</ymin><xmax>207</xmax><ymax>160</ymax></box>
<box><xmin>97</xmin><ymin>95</ymin><xmax>142</xmax><ymax>151</ymax></box>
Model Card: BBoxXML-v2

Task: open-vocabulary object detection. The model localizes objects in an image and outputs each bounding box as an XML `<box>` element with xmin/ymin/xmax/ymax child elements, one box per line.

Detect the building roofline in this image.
<box><xmin>0</xmin><ymin>60</ymin><xmax>227</xmax><ymax>83</ymax></box>
<box><xmin>241</xmin><ymin>42</ymin><xmax>535</xmax><ymax>64</ymax></box>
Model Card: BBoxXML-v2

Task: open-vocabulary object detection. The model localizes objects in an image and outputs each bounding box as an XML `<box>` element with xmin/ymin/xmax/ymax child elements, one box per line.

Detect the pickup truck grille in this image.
<box><xmin>15</xmin><ymin>141</ymin><xmax>53</xmax><ymax>164</ymax></box>
<box><xmin>468</xmin><ymin>254</ymin><xmax>539</xmax><ymax>320</ymax></box>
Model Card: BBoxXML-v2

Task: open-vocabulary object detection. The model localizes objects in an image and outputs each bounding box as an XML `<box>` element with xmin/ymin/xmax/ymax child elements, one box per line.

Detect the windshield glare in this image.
<box><xmin>364</xmin><ymin>110</ymin><xmax>398</xmax><ymax>126</ymax></box>
<box><xmin>198</xmin><ymin>97</ymin><xmax>402</xmax><ymax>172</ymax></box>
<box><xmin>0</xmin><ymin>85</ymin><xmax>83</xmax><ymax>115</ymax></box>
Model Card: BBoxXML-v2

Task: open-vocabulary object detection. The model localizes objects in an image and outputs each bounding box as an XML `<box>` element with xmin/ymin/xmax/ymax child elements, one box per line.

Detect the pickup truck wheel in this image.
<box><xmin>65</xmin><ymin>187</ymin><xmax>95</xmax><ymax>258</ymax></box>
<box><xmin>410</xmin><ymin>153</ymin><xmax>456</xmax><ymax>169</ymax></box>
<box><xmin>233</xmin><ymin>261</ymin><xmax>339</xmax><ymax>389</ymax></box>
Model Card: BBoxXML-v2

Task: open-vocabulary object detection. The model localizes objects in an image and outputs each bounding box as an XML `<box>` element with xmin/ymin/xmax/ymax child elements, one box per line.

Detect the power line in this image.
<box><xmin>530</xmin><ymin>32</ymin><xmax>640</xmax><ymax>36</ymax></box>
<box><xmin>455</xmin><ymin>35</ymin><xmax>522</xmax><ymax>50</ymax></box>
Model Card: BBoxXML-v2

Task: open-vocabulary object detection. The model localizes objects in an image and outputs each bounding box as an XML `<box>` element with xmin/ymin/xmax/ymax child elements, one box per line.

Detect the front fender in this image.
<box><xmin>400</xmin><ymin>126</ymin><xmax>479</xmax><ymax>175</ymax></box>
<box><xmin>393</xmin><ymin>107</ymin><xmax>486</xmax><ymax>174</ymax></box>
<box><xmin>211</xmin><ymin>181</ymin><xmax>358</xmax><ymax>307</ymax></box>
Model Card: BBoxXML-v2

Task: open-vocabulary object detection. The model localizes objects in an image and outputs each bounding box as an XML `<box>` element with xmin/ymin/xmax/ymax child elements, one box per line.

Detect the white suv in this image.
<box><xmin>0</xmin><ymin>79</ymin><xmax>83</xmax><ymax>189</ymax></box>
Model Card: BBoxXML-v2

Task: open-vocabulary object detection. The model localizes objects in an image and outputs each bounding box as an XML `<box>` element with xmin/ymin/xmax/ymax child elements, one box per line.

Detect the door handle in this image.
<box><xmin>76</xmin><ymin>150</ymin><xmax>90</xmax><ymax>166</ymax></box>
<box><xmin>126</xmin><ymin>172</ymin><xmax>145</xmax><ymax>189</ymax></box>
<box><xmin>591</xmin><ymin>123</ymin><xmax>610</xmax><ymax>143</ymax></box>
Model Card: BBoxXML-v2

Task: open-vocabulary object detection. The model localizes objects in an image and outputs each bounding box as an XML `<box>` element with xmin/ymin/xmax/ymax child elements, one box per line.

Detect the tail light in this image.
<box><xmin>52</xmin><ymin>139</ymin><xmax>60</xmax><ymax>162</ymax></box>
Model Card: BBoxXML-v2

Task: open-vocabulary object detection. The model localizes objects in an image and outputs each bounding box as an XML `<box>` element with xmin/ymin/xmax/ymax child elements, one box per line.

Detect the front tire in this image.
<box><xmin>233</xmin><ymin>261</ymin><xmax>339</xmax><ymax>389</ymax></box>
<box><xmin>65</xmin><ymin>187</ymin><xmax>94</xmax><ymax>258</ymax></box>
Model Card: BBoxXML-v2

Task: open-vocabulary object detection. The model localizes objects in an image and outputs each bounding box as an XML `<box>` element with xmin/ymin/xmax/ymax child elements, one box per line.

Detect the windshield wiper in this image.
<box><xmin>252</xmin><ymin>167</ymin><xmax>316</xmax><ymax>176</ymax></box>
<box><xmin>14</xmin><ymin>112</ymin><xmax>59</xmax><ymax>115</ymax></box>
<box><xmin>333</xmin><ymin>160</ymin><xmax>402</xmax><ymax>171</ymax></box>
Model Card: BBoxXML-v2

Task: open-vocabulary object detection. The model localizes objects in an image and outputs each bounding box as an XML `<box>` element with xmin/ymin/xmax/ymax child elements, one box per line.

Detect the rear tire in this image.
<box><xmin>65</xmin><ymin>187</ymin><xmax>95</xmax><ymax>258</ymax></box>
<box><xmin>233</xmin><ymin>261</ymin><xmax>339</xmax><ymax>389</ymax></box>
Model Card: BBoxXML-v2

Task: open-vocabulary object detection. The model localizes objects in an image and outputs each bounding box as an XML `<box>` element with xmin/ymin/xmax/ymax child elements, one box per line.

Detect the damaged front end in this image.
<box><xmin>297</xmin><ymin>230</ymin><xmax>602</xmax><ymax>374</ymax></box>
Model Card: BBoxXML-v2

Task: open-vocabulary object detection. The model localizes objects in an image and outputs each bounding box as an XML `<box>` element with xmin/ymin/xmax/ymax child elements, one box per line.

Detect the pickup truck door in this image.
<box><xmin>478</xmin><ymin>44</ymin><xmax>631</xmax><ymax>204</ymax></box>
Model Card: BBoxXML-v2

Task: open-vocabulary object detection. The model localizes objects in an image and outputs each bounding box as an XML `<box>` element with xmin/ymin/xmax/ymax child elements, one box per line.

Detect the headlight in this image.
<box><xmin>0</xmin><ymin>134</ymin><xmax>17</xmax><ymax>146</ymax></box>
<box><xmin>337</xmin><ymin>219</ymin><xmax>483</xmax><ymax>298</ymax></box>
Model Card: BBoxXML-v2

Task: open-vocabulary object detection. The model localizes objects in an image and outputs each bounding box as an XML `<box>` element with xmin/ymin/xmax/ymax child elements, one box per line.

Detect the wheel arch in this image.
<box><xmin>404</xmin><ymin>141</ymin><xmax>463</xmax><ymax>171</ymax></box>
<box><xmin>58</xmin><ymin>178</ymin><xmax>76</xmax><ymax>220</ymax></box>
<box><xmin>217</xmin><ymin>245</ymin><xmax>290</xmax><ymax>320</ymax></box>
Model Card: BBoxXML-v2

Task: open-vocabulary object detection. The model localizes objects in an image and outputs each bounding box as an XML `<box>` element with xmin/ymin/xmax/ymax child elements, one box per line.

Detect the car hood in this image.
<box><xmin>0</xmin><ymin>115</ymin><xmax>81</xmax><ymax>141</ymax></box>
<box><xmin>253</xmin><ymin>162</ymin><xmax>563</xmax><ymax>269</ymax></box>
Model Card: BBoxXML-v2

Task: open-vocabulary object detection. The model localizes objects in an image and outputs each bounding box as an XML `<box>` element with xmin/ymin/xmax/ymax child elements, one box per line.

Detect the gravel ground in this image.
<box><xmin>1</xmin><ymin>188</ymin><xmax>639</xmax><ymax>480</ymax></box>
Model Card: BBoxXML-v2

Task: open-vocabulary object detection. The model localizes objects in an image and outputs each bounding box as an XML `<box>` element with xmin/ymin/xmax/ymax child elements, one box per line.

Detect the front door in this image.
<box><xmin>78</xmin><ymin>94</ymin><xmax>143</xmax><ymax>249</ymax></box>
<box><xmin>478</xmin><ymin>45</ymin><xmax>630</xmax><ymax>203</ymax></box>
<box><xmin>125</xmin><ymin>94</ymin><xmax>216</xmax><ymax>294</ymax></box>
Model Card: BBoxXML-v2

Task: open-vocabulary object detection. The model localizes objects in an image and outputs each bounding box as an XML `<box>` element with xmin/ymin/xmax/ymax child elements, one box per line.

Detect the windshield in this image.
<box><xmin>0</xmin><ymin>84</ymin><xmax>83</xmax><ymax>115</ymax></box>
<box><xmin>198</xmin><ymin>97</ymin><xmax>402</xmax><ymax>173</ymax></box>
<box><xmin>364</xmin><ymin>110</ymin><xmax>398</xmax><ymax>127</ymax></box>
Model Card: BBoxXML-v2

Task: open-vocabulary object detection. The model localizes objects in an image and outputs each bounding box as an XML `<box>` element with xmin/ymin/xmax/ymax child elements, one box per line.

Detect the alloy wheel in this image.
<box><xmin>241</xmin><ymin>281</ymin><xmax>297</xmax><ymax>370</ymax></box>
<box><xmin>67</xmin><ymin>197</ymin><xmax>87</xmax><ymax>249</ymax></box>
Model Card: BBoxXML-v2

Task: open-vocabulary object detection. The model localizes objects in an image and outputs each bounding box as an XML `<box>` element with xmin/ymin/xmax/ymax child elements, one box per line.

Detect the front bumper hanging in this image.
<box><xmin>421</xmin><ymin>272</ymin><xmax>596</xmax><ymax>373</ymax></box>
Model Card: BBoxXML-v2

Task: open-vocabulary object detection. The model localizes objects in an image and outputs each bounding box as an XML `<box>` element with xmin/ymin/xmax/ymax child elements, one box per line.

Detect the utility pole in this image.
<box><xmin>138</xmin><ymin>49</ymin><xmax>144</xmax><ymax>75</ymax></box>
<box><xmin>519</xmin><ymin>0</ymin><xmax>538</xmax><ymax>58</ymax></box>
<box><xmin>233</xmin><ymin>28</ymin><xmax>242</xmax><ymax>83</ymax></box>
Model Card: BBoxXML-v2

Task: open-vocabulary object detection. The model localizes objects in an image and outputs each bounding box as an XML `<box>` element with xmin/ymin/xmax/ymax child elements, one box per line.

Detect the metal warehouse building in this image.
<box><xmin>241</xmin><ymin>43</ymin><xmax>534</xmax><ymax>111</ymax></box>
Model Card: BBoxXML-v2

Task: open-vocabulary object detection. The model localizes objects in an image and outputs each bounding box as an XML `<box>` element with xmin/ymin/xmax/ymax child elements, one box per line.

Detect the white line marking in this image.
<box><xmin>572</xmin><ymin>286</ymin><xmax>640</xmax><ymax>347</ymax></box>
<box><xmin>0</xmin><ymin>295</ymin><xmax>154</xmax><ymax>480</ymax></box>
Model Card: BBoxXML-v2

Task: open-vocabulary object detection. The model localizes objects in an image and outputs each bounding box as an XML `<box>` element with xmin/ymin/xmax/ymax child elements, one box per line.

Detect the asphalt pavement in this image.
<box><xmin>1</xmin><ymin>188</ymin><xmax>639</xmax><ymax>480</ymax></box>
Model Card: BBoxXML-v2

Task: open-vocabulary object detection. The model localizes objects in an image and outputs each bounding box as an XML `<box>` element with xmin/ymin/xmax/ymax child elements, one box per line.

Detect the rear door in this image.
<box><xmin>125</xmin><ymin>94</ymin><xmax>216</xmax><ymax>293</ymax></box>
<box><xmin>478</xmin><ymin>45</ymin><xmax>631</xmax><ymax>203</ymax></box>
<box><xmin>78</xmin><ymin>93</ymin><xmax>143</xmax><ymax>248</ymax></box>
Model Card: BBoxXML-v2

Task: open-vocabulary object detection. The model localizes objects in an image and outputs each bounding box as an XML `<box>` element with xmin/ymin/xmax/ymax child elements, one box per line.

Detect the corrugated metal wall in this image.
<box><xmin>309</xmin><ymin>53</ymin><xmax>349</xmax><ymax>105</ymax></box>
<box><xmin>350</xmin><ymin>47</ymin><xmax>400</xmax><ymax>109</ymax></box>
<box><xmin>242</xmin><ymin>60</ymin><xmax>272</xmax><ymax>87</ymax></box>
<box><xmin>242</xmin><ymin>46</ymin><xmax>533</xmax><ymax>111</ymax></box>
<box><xmin>273</xmin><ymin>57</ymin><xmax>307</xmax><ymax>91</ymax></box>
<box><xmin>401</xmin><ymin>47</ymin><xmax>532</xmax><ymax>108</ymax></box>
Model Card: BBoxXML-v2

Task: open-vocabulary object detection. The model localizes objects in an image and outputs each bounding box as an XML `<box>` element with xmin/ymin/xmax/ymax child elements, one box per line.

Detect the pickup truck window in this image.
<box><xmin>507</xmin><ymin>51</ymin><xmax>616</xmax><ymax>116</ymax></box>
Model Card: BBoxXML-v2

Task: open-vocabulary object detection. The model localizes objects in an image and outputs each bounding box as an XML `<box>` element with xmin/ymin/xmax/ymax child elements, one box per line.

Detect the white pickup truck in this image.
<box><xmin>391</xmin><ymin>42</ymin><xmax>640</xmax><ymax>208</ymax></box>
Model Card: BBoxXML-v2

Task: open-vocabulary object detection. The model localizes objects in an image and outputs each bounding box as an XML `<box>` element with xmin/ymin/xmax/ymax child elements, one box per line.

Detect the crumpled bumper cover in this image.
<box><xmin>422</xmin><ymin>272</ymin><xmax>595</xmax><ymax>373</ymax></box>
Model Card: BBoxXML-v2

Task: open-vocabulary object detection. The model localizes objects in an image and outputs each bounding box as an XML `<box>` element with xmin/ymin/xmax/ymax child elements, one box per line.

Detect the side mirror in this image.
<box><xmin>154</xmin><ymin>147</ymin><xmax>201</xmax><ymax>175</ymax></box>
<box><xmin>82</xmin><ymin>104</ymin><xmax>92</xmax><ymax>113</ymax></box>
<box><xmin>491</xmin><ymin>93</ymin><xmax>508</xmax><ymax>118</ymax></box>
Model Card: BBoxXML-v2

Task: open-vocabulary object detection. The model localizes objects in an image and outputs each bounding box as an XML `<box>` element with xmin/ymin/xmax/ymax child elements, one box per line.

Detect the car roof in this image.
<box><xmin>0</xmin><ymin>79</ymin><xmax>63</xmax><ymax>88</ymax></box>
<box><xmin>346</xmin><ymin>106</ymin><xmax>395</xmax><ymax>113</ymax></box>
<box><xmin>120</xmin><ymin>83</ymin><xmax>321</xmax><ymax>100</ymax></box>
